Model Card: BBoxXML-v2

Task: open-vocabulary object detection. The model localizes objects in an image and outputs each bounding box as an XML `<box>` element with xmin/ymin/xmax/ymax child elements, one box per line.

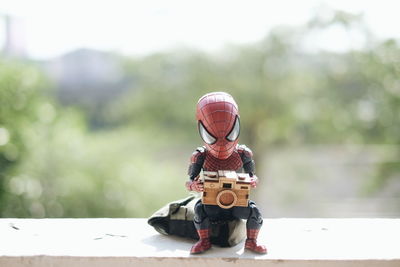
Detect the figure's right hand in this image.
<box><xmin>185</xmin><ymin>180</ymin><xmax>204</xmax><ymax>192</ymax></box>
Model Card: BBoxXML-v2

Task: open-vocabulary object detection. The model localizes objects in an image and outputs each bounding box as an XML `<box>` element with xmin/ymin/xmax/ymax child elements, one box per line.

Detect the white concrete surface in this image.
<box><xmin>0</xmin><ymin>218</ymin><xmax>399</xmax><ymax>267</ymax></box>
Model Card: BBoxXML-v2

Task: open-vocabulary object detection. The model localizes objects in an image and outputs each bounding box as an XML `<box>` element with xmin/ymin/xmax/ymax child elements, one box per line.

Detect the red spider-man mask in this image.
<box><xmin>196</xmin><ymin>92</ymin><xmax>240</xmax><ymax>159</ymax></box>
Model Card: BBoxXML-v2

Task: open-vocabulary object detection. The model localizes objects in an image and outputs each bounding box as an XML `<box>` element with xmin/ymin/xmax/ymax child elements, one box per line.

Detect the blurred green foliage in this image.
<box><xmin>0</xmin><ymin>11</ymin><xmax>399</xmax><ymax>217</ymax></box>
<box><xmin>0</xmin><ymin>63</ymin><xmax>188</xmax><ymax>217</ymax></box>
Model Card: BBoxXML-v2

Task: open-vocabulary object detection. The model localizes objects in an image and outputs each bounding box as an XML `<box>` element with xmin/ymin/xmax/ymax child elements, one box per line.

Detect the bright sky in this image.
<box><xmin>1</xmin><ymin>0</ymin><xmax>399</xmax><ymax>59</ymax></box>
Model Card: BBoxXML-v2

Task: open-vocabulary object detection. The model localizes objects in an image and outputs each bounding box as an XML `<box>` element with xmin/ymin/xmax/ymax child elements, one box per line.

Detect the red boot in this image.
<box><xmin>190</xmin><ymin>229</ymin><xmax>212</xmax><ymax>254</ymax></box>
<box><xmin>245</xmin><ymin>229</ymin><xmax>267</xmax><ymax>254</ymax></box>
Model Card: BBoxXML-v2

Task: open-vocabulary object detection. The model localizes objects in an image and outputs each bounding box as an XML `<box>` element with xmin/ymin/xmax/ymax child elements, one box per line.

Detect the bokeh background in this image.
<box><xmin>0</xmin><ymin>1</ymin><xmax>399</xmax><ymax>218</ymax></box>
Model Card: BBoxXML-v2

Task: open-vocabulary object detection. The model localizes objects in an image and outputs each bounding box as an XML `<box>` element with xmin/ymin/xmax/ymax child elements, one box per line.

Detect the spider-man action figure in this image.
<box><xmin>185</xmin><ymin>92</ymin><xmax>267</xmax><ymax>254</ymax></box>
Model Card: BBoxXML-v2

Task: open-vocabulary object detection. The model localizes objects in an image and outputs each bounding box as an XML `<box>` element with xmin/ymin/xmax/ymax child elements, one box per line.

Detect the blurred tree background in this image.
<box><xmin>0</xmin><ymin>10</ymin><xmax>399</xmax><ymax>218</ymax></box>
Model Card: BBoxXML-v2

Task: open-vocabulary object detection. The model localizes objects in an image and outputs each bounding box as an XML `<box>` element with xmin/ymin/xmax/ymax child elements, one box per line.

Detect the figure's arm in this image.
<box><xmin>185</xmin><ymin>147</ymin><xmax>205</xmax><ymax>192</ymax></box>
<box><xmin>238</xmin><ymin>145</ymin><xmax>259</xmax><ymax>188</ymax></box>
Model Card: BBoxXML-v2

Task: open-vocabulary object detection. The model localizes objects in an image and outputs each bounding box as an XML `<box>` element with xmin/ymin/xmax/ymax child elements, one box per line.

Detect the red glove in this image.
<box><xmin>185</xmin><ymin>179</ymin><xmax>204</xmax><ymax>192</ymax></box>
<box><xmin>250</xmin><ymin>175</ymin><xmax>259</xmax><ymax>188</ymax></box>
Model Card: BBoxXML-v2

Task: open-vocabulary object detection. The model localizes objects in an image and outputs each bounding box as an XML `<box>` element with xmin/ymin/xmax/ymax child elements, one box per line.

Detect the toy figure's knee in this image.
<box><xmin>194</xmin><ymin>200</ymin><xmax>206</xmax><ymax>222</ymax></box>
<box><xmin>194</xmin><ymin>200</ymin><xmax>210</xmax><ymax>229</ymax></box>
<box><xmin>231</xmin><ymin>205</ymin><xmax>251</xmax><ymax>220</ymax></box>
<box><xmin>246</xmin><ymin>201</ymin><xmax>263</xmax><ymax>229</ymax></box>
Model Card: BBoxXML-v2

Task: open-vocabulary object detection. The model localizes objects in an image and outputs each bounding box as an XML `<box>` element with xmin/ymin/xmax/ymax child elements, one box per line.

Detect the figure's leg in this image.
<box><xmin>191</xmin><ymin>200</ymin><xmax>212</xmax><ymax>254</ymax></box>
<box><xmin>232</xmin><ymin>201</ymin><xmax>267</xmax><ymax>254</ymax></box>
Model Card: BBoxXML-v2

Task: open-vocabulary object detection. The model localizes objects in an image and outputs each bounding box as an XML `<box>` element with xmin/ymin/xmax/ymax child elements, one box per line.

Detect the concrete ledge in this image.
<box><xmin>1</xmin><ymin>218</ymin><xmax>399</xmax><ymax>267</ymax></box>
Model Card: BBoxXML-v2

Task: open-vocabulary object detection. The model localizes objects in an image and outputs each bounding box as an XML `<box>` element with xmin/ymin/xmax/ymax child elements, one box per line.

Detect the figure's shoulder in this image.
<box><xmin>236</xmin><ymin>144</ymin><xmax>253</xmax><ymax>158</ymax></box>
<box><xmin>194</xmin><ymin>146</ymin><xmax>206</xmax><ymax>153</ymax></box>
<box><xmin>190</xmin><ymin>146</ymin><xmax>206</xmax><ymax>163</ymax></box>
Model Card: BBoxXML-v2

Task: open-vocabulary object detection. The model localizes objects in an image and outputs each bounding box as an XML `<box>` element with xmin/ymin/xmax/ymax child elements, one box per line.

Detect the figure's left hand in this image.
<box><xmin>250</xmin><ymin>175</ymin><xmax>259</xmax><ymax>188</ymax></box>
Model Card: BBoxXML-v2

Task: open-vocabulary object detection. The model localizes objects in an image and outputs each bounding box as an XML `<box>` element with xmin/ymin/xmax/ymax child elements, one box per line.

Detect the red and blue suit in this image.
<box><xmin>185</xmin><ymin>92</ymin><xmax>267</xmax><ymax>254</ymax></box>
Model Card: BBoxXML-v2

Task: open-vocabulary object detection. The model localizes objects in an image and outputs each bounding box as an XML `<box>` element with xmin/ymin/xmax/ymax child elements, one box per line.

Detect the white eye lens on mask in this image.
<box><xmin>226</xmin><ymin>116</ymin><xmax>240</xmax><ymax>142</ymax></box>
<box><xmin>199</xmin><ymin>121</ymin><xmax>217</xmax><ymax>145</ymax></box>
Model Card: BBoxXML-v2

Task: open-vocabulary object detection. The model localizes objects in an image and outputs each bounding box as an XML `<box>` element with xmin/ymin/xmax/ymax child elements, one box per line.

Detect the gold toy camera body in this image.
<box><xmin>201</xmin><ymin>170</ymin><xmax>252</xmax><ymax>209</ymax></box>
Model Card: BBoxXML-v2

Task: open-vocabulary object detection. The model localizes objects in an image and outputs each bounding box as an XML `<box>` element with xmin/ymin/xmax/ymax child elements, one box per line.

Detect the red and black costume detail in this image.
<box><xmin>187</xmin><ymin>92</ymin><xmax>266</xmax><ymax>254</ymax></box>
<box><xmin>188</xmin><ymin>145</ymin><xmax>256</xmax><ymax>180</ymax></box>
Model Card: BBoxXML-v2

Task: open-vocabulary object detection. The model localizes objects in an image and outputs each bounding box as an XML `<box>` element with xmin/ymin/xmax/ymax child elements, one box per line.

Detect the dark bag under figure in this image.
<box><xmin>147</xmin><ymin>194</ymin><xmax>246</xmax><ymax>247</ymax></box>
